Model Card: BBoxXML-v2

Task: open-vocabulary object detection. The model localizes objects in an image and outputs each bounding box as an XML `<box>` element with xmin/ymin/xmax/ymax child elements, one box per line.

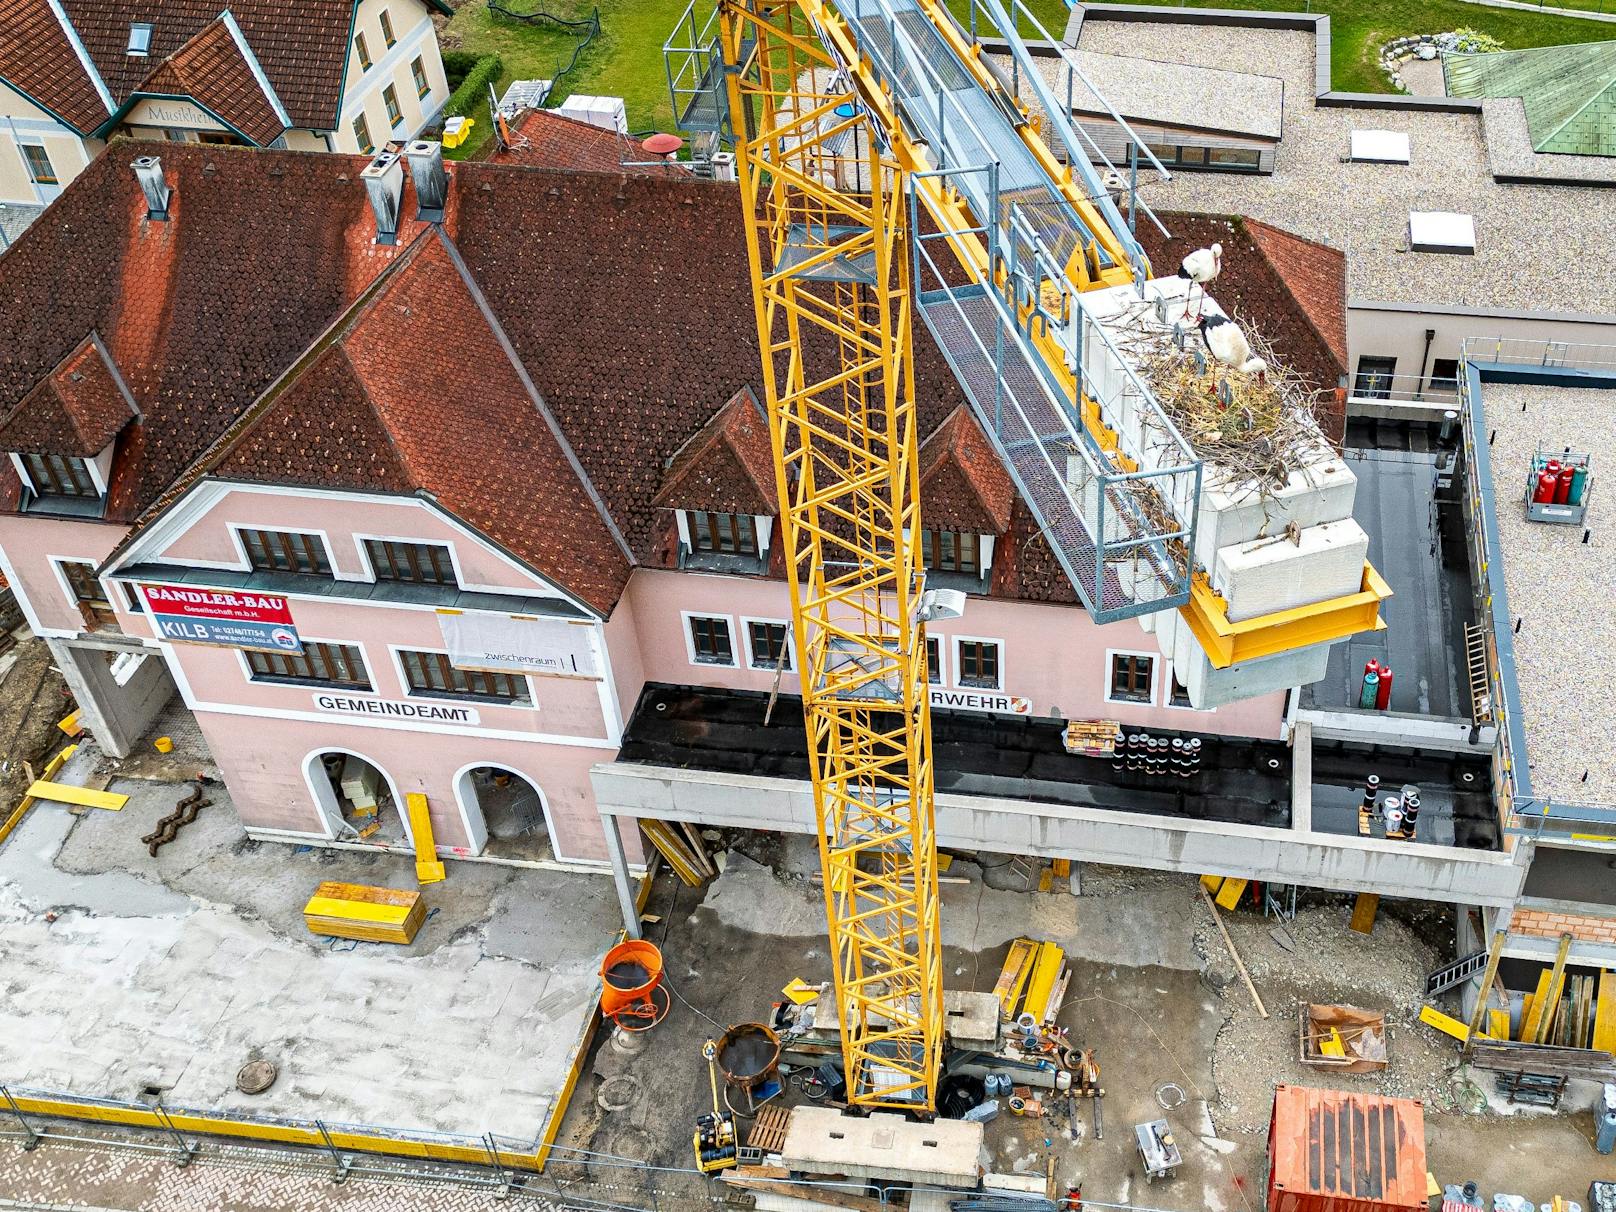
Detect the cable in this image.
<box><xmin>652</xmin><ymin>873</ymin><xmax>725</xmax><ymax>1031</ymax></box>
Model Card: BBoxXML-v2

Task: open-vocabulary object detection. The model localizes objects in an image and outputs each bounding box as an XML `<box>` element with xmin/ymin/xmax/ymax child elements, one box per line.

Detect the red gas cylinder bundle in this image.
<box><xmin>1534</xmin><ymin>469</ymin><xmax>1560</xmax><ymax>503</ymax></box>
<box><xmin>1555</xmin><ymin>464</ymin><xmax>1575</xmax><ymax>504</ymax></box>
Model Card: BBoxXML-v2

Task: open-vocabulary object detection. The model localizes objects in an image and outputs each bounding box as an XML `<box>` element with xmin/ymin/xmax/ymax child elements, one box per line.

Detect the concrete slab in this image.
<box><xmin>782</xmin><ymin>1107</ymin><xmax>982</xmax><ymax>1185</ymax></box>
<box><xmin>0</xmin><ymin>766</ymin><xmax>617</xmax><ymax>1144</ymax></box>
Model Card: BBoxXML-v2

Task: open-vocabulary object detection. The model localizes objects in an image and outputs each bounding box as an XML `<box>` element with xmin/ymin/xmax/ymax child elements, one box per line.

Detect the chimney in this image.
<box><xmin>361</xmin><ymin>150</ymin><xmax>404</xmax><ymax>245</ymax></box>
<box><xmin>405</xmin><ymin>139</ymin><xmax>448</xmax><ymax>223</ymax></box>
<box><xmin>131</xmin><ymin>155</ymin><xmax>170</xmax><ymax>221</ymax></box>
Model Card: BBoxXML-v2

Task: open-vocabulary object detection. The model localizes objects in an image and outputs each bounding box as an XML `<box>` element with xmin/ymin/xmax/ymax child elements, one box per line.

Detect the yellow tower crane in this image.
<box><xmin>672</xmin><ymin>0</ymin><xmax>1390</xmax><ymax>1113</ymax></box>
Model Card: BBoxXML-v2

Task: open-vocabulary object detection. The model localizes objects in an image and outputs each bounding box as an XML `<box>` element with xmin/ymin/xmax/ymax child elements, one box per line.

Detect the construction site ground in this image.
<box><xmin>0</xmin><ymin>731</ymin><xmax>615</xmax><ymax>1149</ymax></box>
<box><xmin>554</xmin><ymin>837</ymin><xmax>1614</xmax><ymax>1212</ymax></box>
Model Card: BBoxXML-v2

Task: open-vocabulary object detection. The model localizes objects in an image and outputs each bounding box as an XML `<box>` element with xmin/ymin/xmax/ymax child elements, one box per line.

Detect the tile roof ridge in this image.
<box><xmin>217</xmin><ymin>8</ymin><xmax>293</xmax><ymax>130</ymax></box>
<box><xmin>1240</xmin><ymin>216</ymin><xmax>1347</xmax><ymax>375</ymax></box>
<box><xmin>87</xmin><ymin>331</ymin><xmax>141</xmax><ymax>420</ymax></box>
<box><xmin>96</xmin><ymin>228</ymin><xmax>433</xmax><ymax>575</ymax></box>
<box><xmin>917</xmin><ymin>404</ymin><xmax>1011</xmax><ymax>532</ymax></box>
<box><xmin>43</xmin><ymin>0</ymin><xmax>113</xmax><ymax>115</ymax></box>
<box><xmin>433</xmin><ymin>226</ymin><xmax>637</xmax><ymax>568</ymax></box>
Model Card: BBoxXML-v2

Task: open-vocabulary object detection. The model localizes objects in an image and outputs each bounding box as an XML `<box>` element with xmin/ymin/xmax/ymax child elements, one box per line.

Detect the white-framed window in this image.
<box><xmin>683</xmin><ymin>612</ymin><xmax>736</xmax><ymax>667</ymax></box>
<box><xmin>1105</xmin><ymin>649</ymin><xmax>1157</xmax><ymax>706</ymax></box>
<box><xmin>245</xmin><ymin>640</ymin><xmax>371</xmax><ymax>690</ymax></box>
<box><xmin>360</xmin><ymin>537</ymin><xmax>459</xmax><ymax>587</ymax></box>
<box><xmin>925</xmin><ymin>635</ymin><xmax>943</xmax><ymax>685</ymax></box>
<box><xmin>397</xmin><ymin>647</ymin><xmax>531</xmax><ymax>706</ymax></box>
<box><xmin>55</xmin><ymin>558</ymin><xmax>111</xmax><ymax>614</ymax></box>
<box><xmin>233</xmin><ymin>527</ymin><xmax>334</xmax><ymax>576</ymax></box>
<box><xmin>379</xmin><ymin>7</ymin><xmax>396</xmax><ymax>47</ymax></box>
<box><xmin>741</xmin><ymin>617</ymin><xmax>792</xmax><ymax>672</ymax></box>
<box><xmin>19</xmin><ymin>143</ymin><xmax>57</xmax><ymax>186</ymax></box>
<box><xmin>954</xmin><ymin>636</ymin><xmax>1001</xmax><ymax>691</ymax></box>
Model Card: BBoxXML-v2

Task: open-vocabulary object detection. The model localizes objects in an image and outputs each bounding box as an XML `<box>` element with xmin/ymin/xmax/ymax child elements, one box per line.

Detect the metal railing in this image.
<box><xmin>1462</xmin><ymin>335</ymin><xmax>1616</xmax><ymax>373</ymax></box>
<box><xmin>1347</xmin><ymin>372</ymin><xmax>1462</xmax><ymax>406</ymax></box>
<box><xmin>1457</xmin><ymin>341</ymin><xmax>1616</xmax><ymax>838</ymax></box>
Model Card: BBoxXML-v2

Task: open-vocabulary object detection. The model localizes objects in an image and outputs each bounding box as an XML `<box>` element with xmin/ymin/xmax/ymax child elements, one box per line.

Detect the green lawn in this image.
<box><xmin>443</xmin><ymin>0</ymin><xmax>1615</xmax><ymax>155</ymax></box>
<box><xmin>444</xmin><ymin>0</ymin><xmax>690</xmax><ymax>151</ymax></box>
<box><xmin>989</xmin><ymin>0</ymin><xmax>1614</xmax><ymax>93</ymax></box>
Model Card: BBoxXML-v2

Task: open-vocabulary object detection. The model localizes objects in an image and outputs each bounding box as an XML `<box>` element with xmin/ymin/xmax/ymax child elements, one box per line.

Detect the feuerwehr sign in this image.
<box><xmin>141</xmin><ymin>584</ymin><xmax>302</xmax><ymax>654</ymax></box>
<box><xmin>929</xmin><ymin>687</ymin><xmax>1032</xmax><ymax>715</ymax></box>
<box><xmin>437</xmin><ymin>610</ymin><xmax>598</xmax><ymax>679</ymax></box>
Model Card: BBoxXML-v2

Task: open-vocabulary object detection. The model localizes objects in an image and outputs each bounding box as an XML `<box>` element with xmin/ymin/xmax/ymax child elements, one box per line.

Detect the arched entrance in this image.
<box><xmin>304</xmin><ymin>748</ymin><xmax>410</xmax><ymax>846</ymax></box>
<box><xmin>454</xmin><ymin>765</ymin><xmax>553</xmax><ymax>861</ymax></box>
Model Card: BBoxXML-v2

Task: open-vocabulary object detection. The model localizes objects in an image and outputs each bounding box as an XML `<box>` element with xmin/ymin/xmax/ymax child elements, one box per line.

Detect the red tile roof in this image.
<box><xmin>3</xmin><ymin>0</ymin><xmax>449</xmax><ymax>135</ymax></box>
<box><xmin>653</xmin><ymin>388</ymin><xmax>777</xmax><ymax>515</ymax></box>
<box><xmin>1138</xmin><ymin>213</ymin><xmax>1348</xmax><ymax>444</ymax></box>
<box><xmin>136</xmin><ymin>18</ymin><xmax>286</xmax><ymax>146</ymax></box>
<box><xmin>0</xmin><ymin>0</ymin><xmax>109</xmax><ymax>130</ymax></box>
<box><xmin>212</xmin><ymin>232</ymin><xmax>633</xmax><ymax>614</ymax></box>
<box><xmin>0</xmin><ymin>334</ymin><xmax>135</xmax><ymax>455</ymax></box>
<box><xmin>0</xmin><ymin>144</ymin><xmax>414</xmax><ymax>522</ymax></box>
<box><xmin>916</xmin><ymin>405</ymin><xmax>1014</xmax><ymax>535</ymax></box>
<box><xmin>481</xmin><ymin>109</ymin><xmax>666</xmax><ymax>175</ymax></box>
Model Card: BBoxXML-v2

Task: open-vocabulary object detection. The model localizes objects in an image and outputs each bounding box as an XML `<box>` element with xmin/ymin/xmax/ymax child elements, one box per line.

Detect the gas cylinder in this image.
<box><xmin>1359</xmin><ymin>669</ymin><xmax>1379</xmax><ymax>709</ymax></box>
<box><xmin>1534</xmin><ymin>470</ymin><xmax>1559</xmax><ymax>504</ymax></box>
<box><xmin>1375</xmin><ymin>665</ymin><xmax>1394</xmax><ymax>710</ymax></box>
<box><xmin>1570</xmin><ymin>464</ymin><xmax>1589</xmax><ymax>506</ymax></box>
<box><xmin>1556</xmin><ymin>466</ymin><xmax>1575</xmax><ymax>504</ymax></box>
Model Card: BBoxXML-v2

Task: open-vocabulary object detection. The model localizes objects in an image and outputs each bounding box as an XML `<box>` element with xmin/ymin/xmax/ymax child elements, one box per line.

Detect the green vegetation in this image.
<box><xmin>442</xmin><ymin>0</ymin><xmax>688</xmax><ymax>135</ymax></box>
<box><xmin>441</xmin><ymin>0</ymin><xmax>1615</xmax><ymax>158</ymax></box>
<box><xmin>443</xmin><ymin>52</ymin><xmax>503</xmax><ymax>117</ymax></box>
<box><xmin>1007</xmin><ymin>0</ymin><xmax>1614</xmax><ymax>94</ymax></box>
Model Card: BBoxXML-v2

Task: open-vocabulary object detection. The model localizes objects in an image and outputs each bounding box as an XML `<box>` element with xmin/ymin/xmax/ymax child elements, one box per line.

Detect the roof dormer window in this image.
<box><xmin>127</xmin><ymin>22</ymin><xmax>153</xmax><ymax>56</ymax></box>
<box><xmin>19</xmin><ymin>453</ymin><xmax>98</xmax><ymax>498</ymax></box>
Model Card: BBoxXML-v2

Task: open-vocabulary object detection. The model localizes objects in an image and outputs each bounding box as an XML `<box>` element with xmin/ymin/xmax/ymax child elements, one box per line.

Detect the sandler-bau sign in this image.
<box><xmin>140</xmin><ymin>584</ymin><xmax>303</xmax><ymax>654</ymax></box>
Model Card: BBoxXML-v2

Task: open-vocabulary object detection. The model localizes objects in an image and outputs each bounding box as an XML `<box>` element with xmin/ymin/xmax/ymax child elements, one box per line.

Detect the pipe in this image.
<box><xmin>1414</xmin><ymin>328</ymin><xmax>1436</xmax><ymax>400</ymax></box>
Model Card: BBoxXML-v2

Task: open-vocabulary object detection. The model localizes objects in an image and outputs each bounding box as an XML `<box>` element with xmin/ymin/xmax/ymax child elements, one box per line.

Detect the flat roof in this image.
<box><xmin>1070</xmin><ymin>20</ymin><xmax>1616</xmax><ymax>316</ymax></box>
<box><xmin>1018</xmin><ymin>48</ymin><xmax>1284</xmax><ymax>140</ymax></box>
<box><xmin>1479</xmin><ymin>379</ymin><xmax>1616</xmax><ymax>806</ymax></box>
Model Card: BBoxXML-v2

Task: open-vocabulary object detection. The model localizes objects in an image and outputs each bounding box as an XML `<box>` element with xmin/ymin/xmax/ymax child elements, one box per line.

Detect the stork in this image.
<box><xmin>1175</xmin><ymin>242</ymin><xmax>1221</xmax><ymax>320</ymax></box>
<box><xmin>1198</xmin><ymin>314</ymin><xmax>1267</xmax><ymax>381</ymax></box>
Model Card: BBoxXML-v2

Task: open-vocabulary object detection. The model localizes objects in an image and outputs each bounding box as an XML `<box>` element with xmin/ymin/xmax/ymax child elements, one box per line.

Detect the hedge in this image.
<box><xmin>443</xmin><ymin>53</ymin><xmax>503</xmax><ymax>118</ymax></box>
<box><xmin>441</xmin><ymin>49</ymin><xmax>483</xmax><ymax>91</ymax></box>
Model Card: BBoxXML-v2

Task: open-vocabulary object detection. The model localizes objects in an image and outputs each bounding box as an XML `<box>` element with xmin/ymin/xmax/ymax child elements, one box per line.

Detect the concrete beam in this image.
<box><xmin>45</xmin><ymin>637</ymin><xmax>174</xmax><ymax>759</ymax></box>
<box><xmin>1297</xmin><ymin>707</ymin><xmax>1493</xmax><ymax>754</ymax></box>
<box><xmin>591</xmin><ymin>763</ymin><xmax>1528</xmax><ymax>906</ymax></box>
<box><xmin>1291</xmin><ymin>720</ymin><xmax>1313</xmax><ymax>834</ymax></box>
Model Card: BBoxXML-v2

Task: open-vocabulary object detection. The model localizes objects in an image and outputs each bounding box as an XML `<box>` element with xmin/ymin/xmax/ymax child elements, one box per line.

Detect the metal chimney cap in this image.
<box><xmin>131</xmin><ymin>154</ymin><xmax>163</xmax><ymax>170</ymax></box>
<box><xmin>361</xmin><ymin>151</ymin><xmax>400</xmax><ymax>178</ymax></box>
<box><xmin>405</xmin><ymin>139</ymin><xmax>439</xmax><ymax>156</ymax></box>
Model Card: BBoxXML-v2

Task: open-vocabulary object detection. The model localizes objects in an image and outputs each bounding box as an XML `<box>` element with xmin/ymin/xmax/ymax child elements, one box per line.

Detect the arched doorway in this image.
<box><xmin>304</xmin><ymin>749</ymin><xmax>410</xmax><ymax>846</ymax></box>
<box><xmin>455</xmin><ymin>765</ymin><xmax>553</xmax><ymax>861</ymax></box>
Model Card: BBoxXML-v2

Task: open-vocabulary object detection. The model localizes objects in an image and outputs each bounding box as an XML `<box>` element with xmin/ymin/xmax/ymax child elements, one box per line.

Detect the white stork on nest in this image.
<box><xmin>1175</xmin><ymin>242</ymin><xmax>1221</xmax><ymax>320</ymax></box>
<box><xmin>1198</xmin><ymin>313</ymin><xmax>1267</xmax><ymax>382</ymax></box>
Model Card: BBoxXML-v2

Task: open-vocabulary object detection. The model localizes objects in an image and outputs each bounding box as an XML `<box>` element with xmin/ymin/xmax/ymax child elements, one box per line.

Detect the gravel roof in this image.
<box><xmin>1480</xmin><ymin>96</ymin><xmax>1616</xmax><ymax>185</ymax></box>
<box><xmin>1480</xmin><ymin>380</ymin><xmax>1616</xmax><ymax>807</ymax></box>
<box><xmin>1023</xmin><ymin>48</ymin><xmax>1284</xmax><ymax>139</ymax></box>
<box><xmin>1072</xmin><ymin>20</ymin><xmax>1616</xmax><ymax>316</ymax></box>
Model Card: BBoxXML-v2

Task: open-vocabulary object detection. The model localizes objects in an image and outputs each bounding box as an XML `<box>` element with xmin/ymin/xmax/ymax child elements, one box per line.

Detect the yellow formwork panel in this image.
<box><xmin>406</xmin><ymin>793</ymin><xmax>446</xmax><ymax>884</ymax></box>
<box><xmin>1521</xmin><ymin>970</ymin><xmax>1555</xmax><ymax>1043</ymax></box>
<box><xmin>1594</xmin><ymin>970</ymin><xmax>1616</xmax><ymax>1053</ymax></box>
<box><xmin>1215</xmin><ymin>877</ymin><xmax>1248</xmax><ymax>911</ymax></box>
<box><xmin>1022</xmin><ymin>942</ymin><xmax>1066</xmax><ymax>1024</ymax></box>
<box><xmin>26</xmin><ymin>780</ymin><xmax>127</xmax><ymax>811</ymax></box>
<box><xmin>1420</xmin><ymin>1004</ymin><xmax>1472</xmax><ymax>1041</ymax></box>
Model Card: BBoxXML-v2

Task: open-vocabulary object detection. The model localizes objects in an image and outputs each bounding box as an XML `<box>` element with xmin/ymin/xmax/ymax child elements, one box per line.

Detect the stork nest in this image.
<box><xmin>1105</xmin><ymin>309</ymin><xmax>1333</xmax><ymax>493</ymax></box>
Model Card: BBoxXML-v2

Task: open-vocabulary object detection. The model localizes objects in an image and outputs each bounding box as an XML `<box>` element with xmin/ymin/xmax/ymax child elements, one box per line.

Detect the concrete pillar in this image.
<box><xmin>1290</xmin><ymin>719</ymin><xmax>1313</xmax><ymax>834</ymax></box>
<box><xmin>601</xmin><ymin>814</ymin><xmax>642</xmax><ymax>939</ymax></box>
<box><xmin>44</xmin><ymin>637</ymin><xmax>173</xmax><ymax>759</ymax></box>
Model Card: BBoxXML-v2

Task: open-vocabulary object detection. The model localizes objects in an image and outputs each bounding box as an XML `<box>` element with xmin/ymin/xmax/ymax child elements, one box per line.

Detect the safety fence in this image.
<box><xmin>0</xmin><ymin>1094</ymin><xmax>1225</xmax><ymax>1212</ymax></box>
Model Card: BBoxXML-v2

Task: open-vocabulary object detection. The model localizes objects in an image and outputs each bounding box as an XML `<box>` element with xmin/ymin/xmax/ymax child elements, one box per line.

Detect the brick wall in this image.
<box><xmin>1510</xmin><ymin>907</ymin><xmax>1616</xmax><ymax>944</ymax></box>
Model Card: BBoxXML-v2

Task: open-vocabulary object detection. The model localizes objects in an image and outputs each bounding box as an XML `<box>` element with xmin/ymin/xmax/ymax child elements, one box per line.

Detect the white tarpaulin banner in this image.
<box><xmin>438</xmin><ymin>610</ymin><xmax>598</xmax><ymax>679</ymax></box>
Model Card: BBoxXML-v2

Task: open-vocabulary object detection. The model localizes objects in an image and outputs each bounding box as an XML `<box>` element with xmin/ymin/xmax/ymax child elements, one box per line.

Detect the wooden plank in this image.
<box><xmin>641</xmin><ymin>821</ymin><xmax>704</xmax><ymax>887</ymax></box>
<box><xmin>1215</xmin><ymin>877</ymin><xmax>1248</xmax><ymax>912</ymax></box>
<box><xmin>1021</xmin><ymin>941</ymin><xmax>1065</xmax><ymax>1024</ymax></box>
<box><xmin>1521</xmin><ymin>969</ymin><xmax>1555</xmax><ymax>1045</ymax></box>
<box><xmin>57</xmin><ymin>710</ymin><xmax>82</xmax><ymax>737</ymax></box>
<box><xmin>0</xmin><ymin>745</ymin><xmax>76</xmax><ymax>849</ymax></box>
<box><xmin>1488</xmin><ymin>1009</ymin><xmax>1511</xmax><ymax>1041</ymax></box>
<box><xmin>1531</xmin><ymin>935</ymin><xmax>1573</xmax><ymax>1044</ymax></box>
<box><xmin>721</xmin><ymin>1174</ymin><xmax>891</xmax><ymax>1212</ymax></box>
<box><xmin>1420</xmin><ymin>1004</ymin><xmax>1472</xmax><ymax>1042</ymax></box>
<box><xmin>405</xmin><ymin>793</ymin><xmax>446</xmax><ymax>885</ymax></box>
<box><xmin>1037</xmin><ymin>866</ymin><xmax>1054</xmax><ymax>893</ymax></box>
<box><xmin>1200</xmin><ymin>884</ymin><xmax>1267</xmax><ymax>1018</ymax></box>
<box><xmin>1595</xmin><ymin>970</ymin><xmax>1616</xmax><ymax>1054</ymax></box>
<box><xmin>304</xmin><ymin>896</ymin><xmax>411</xmax><ymax>925</ymax></box>
<box><xmin>26</xmin><ymin>780</ymin><xmax>128</xmax><ymax>811</ymax></box>
<box><xmin>1348</xmin><ymin>892</ymin><xmax>1379</xmax><ymax>934</ymax></box>
<box><xmin>304</xmin><ymin>882</ymin><xmax>424</xmax><ymax>944</ymax></box>
<box><xmin>1051</xmin><ymin>858</ymin><xmax>1071</xmax><ymax>878</ymax></box>
<box><xmin>1462</xmin><ymin>929</ymin><xmax>1507</xmax><ymax>1059</ymax></box>
<box><xmin>993</xmin><ymin>938</ymin><xmax>1037</xmax><ymax>1018</ymax></box>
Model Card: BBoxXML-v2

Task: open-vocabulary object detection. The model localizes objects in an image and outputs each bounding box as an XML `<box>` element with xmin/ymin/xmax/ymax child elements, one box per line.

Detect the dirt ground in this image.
<box><xmin>0</xmin><ymin>635</ymin><xmax>73</xmax><ymax>806</ymax></box>
<box><xmin>555</xmin><ymin>840</ymin><xmax>1615</xmax><ymax>1212</ymax></box>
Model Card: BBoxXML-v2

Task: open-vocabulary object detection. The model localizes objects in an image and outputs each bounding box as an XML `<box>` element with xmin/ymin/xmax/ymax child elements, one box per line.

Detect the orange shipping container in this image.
<box><xmin>1267</xmin><ymin>1085</ymin><xmax>1427</xmax><ymax>1212</ymax></box>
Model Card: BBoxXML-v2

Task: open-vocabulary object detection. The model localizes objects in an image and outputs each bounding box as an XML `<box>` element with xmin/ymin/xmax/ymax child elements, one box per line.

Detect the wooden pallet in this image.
<box><xmin>747</xmin><ymin>1104</ymin><xmax>791</xmax><ymax>1154</ymax></box>
<box><xmin>304</xmin><ymin>881</ymin><xmax>425</xmax><ymax>944</ymax></box>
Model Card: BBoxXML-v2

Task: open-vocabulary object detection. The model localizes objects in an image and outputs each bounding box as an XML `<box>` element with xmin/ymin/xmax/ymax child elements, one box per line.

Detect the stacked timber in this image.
<box><xmin>303</xmin><ymin>882</ymin><xmax>425</xmax><ymax>944</ymax></box>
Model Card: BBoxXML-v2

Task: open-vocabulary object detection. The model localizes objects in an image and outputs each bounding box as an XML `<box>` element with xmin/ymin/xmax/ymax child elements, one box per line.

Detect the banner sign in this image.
<box><xmin>930</xmin><ymin>688</ymin><xmax>1033</xmax><ymax>716</ymax></box>
<box><xmin>437</xmin><ymin>610</ymin><xmax>598</xmax><ymax>679</ymax></box>
<box><xmin>312</xmin><ymin>693</ymin><xmax>481</xmax><ymax>726</ymax></box>
<box><xmin>141</xmin><ymin>584</ymin><xmax>302</xmax><ymax>654</ymax></box>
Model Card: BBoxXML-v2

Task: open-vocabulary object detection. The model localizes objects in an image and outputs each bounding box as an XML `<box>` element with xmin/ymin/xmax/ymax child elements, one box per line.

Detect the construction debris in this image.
<box><xmin>1300</xmin><ymin>1004</ymin><xmax>1388</xmax><ymax>1071</ymax></box>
